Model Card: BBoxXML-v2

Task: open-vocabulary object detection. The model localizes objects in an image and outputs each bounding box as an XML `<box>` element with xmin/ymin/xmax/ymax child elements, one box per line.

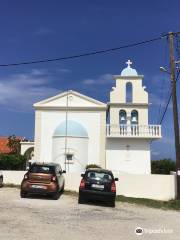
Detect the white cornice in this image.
<box><xmin>113</xmin><ymin>75</ymin><xmax>144</xmax><ymax>80</ymax></box>
<box><xmin>34</xmin><ymin>106</ymin><xmax>107</xmax><ymax>111</ymax></box>
<box><xmin>107</xmin><ymin>102</ymin><xmax>149</xmax><ymax>106</ymax></box>
<box><xmin>20</xmin><ymin>141</ymin><xmax>34</xmax><ymax>145</ymax></box>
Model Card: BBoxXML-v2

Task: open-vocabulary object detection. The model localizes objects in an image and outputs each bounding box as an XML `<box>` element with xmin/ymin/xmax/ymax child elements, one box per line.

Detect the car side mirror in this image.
<box><xmin>114</xmin><ymin>178</ymin><xmax>119</xmax><ymax>181</ymax></box>
<box><xmin>81</xmin><ymin>173</ymin><xmax>85</xmax><ymax>178</ymax></box>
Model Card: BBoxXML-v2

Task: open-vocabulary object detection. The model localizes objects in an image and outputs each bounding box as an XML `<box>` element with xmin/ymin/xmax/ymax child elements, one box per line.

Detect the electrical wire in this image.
<box><xmin>0</xmin><ymin>35</ymin><xmax>166</xmax><ymax>67</ymax></box>
<box><xmin>175</xmin><ymin>35</ymin><xmax>180</xmax><ymax>59</ymax></box>
<box><xmin>159</xmin><ymin>70</ymin><xmax>180</xmax><ymax>124</ymax></box>
<box><xmin>157</xmin><ymin>38</ymin><xmax>169</xmax><ymax>123</ymax></box>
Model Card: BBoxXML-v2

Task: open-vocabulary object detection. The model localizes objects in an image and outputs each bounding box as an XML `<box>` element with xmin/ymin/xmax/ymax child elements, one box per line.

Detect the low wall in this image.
<box><xmin>114</xmin><ymin>172</ymin><xmax>176</xmax><ymax>201</ymax></box>
<box><xmin>2</xmin><ymin>171</ymin><xmax>176</xmax><ymax>201</ymax></box>
<box><xmin>3</xmin><ymin>171</ymin><xmax>26</xmax><ymax>185</ymax></box>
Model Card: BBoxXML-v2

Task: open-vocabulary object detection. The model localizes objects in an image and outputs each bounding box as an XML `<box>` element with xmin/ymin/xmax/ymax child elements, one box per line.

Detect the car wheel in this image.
<box><xmin>78</xmin><ymin>196</ymin><xmax>85</xmax><ymax>204</ymax></box>
<box><xmin>61</xmin><ymin>183</ymin><xmax>65</xmax><ymax>193</ymax></box>
<box><xmin>0</xmin><ymin>177</ymin><xmax>3</xmax><ymax>187</ymax></box>
<box><xmin>52</xmin><ymin>191</ymin><xmax>60</xmax><ymax>200</ymax></box>
<box><xmin>109</xmin><ymin>201</ymin><xmax>115</xmax><ymax>208</ymax></box>
<box><xmin>20</xmin><ymin>190</ymin><xmax>27</xmax><ymax>198</ymax></box>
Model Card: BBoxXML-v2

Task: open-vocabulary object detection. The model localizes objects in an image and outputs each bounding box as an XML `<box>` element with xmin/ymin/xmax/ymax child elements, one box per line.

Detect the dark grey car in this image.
<box><xmin>78</xmin><ymin>168</ymin><xmax>118</xmax><ymax>207</ymax></box>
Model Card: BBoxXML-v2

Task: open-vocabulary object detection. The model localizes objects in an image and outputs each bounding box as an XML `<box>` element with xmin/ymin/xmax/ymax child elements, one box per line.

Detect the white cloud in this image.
<box><xmin>57</xmin><ymin>68</ymin><xmax>71</xmax><ymax>73</ymax></box>
<box><xmin>161</xmin><ymin>136</ymin><xmax>174</xmax><ymax>144</ymax></box>
<box><xmin>82</xmin><ymin>73</ymin><xmax>113</xmax><ymax>85</ymax></box>
<box><xmin>0</xmin><ymin>70</ymin><xmax>59</xmax><ymax>112</ymax></box>
<box><xmin>151</xmin><ymin>150</ymin><xmax>160</xmax><ymax>156</ymax></box>
<box><xmin>151</xmin><ymin>74</ymin><xmax>169</xmax><ymax>87</ymax></box>
<box><xmin>149</xmin><ymin>93</ymin><xmax>172</xmax><ymax>109</ymax></box>
<box><xmin>31</xmin><ymin>68</ymin><xmax>47</xmax><ymax>76</ymax></box>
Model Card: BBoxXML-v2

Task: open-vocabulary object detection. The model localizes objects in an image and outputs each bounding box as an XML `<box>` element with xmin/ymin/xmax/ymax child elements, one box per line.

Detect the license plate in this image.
<box><xmin>31</xmin><ymin>185</ymin><xmax>47</xmax><ymax>189</ymax></box>
<box><xmin>92</xmin><ymin>184</ymin><xmax>104</xmax><ymax>189</ymax></box>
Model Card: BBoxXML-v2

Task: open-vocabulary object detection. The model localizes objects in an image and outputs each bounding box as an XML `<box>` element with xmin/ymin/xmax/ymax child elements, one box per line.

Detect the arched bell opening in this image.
<box><xmin>119</xmin><ymin>110</ymin><xmax>127</xmax><ymax>125</ymax></box>
<box><xmin>131</xmin><ymin>110</ymin><xmax>138</xmax><ymax>125</ymax></box>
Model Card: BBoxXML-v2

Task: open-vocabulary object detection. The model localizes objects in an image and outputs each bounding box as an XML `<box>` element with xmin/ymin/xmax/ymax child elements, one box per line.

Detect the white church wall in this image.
<box><xmin>52</xmin><ymin>136</ymin><xmax>88</xmax><ymax>172</ymax></box>
<box><xmin>2</xmin><ymin>171</ymin><xmax>176</xmax><ymax>201</ymax></box>
<box><xmin>34</xmin><ymin>110</ymin><xmax>42</xmax><ymax>161</ymax></box>
<box><xmin>35</xmin><ymin>110</ymin><xmax>103</xmax><ymax>166</ymax></box>
<box><xmin>106</xmin><ymin>138</ymin><xmax>151</xmax><ymax>174</ymax></box>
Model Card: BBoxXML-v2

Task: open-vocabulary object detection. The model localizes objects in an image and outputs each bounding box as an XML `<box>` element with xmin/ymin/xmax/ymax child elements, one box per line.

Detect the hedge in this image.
<box><xmin>0</xmin><ymin>154</ymin><xmax>26</xmax><ymax>170</ymax></box>
<box><xmin>151</xmin><ymin>159</ymin><xmax>175</xmax><ymax>175</ymax></box>
<box><xmin>86</xmin><ymin>164</ymin><xmax>101</xmax><ymax>169</ymax></box>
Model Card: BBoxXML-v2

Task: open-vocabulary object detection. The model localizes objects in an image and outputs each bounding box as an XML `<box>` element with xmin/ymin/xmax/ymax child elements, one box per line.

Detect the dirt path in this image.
<box><xmin>0</xmin><ymin>188</ymin><xmax>179</xmax><ymax>240</ymax></box>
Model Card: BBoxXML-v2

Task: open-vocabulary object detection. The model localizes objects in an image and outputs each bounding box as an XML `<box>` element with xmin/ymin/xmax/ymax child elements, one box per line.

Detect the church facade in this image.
<box><xmin>23</xmin><ymin>61</ymin><xmax>161</xmax><ymax>174</ymax></box>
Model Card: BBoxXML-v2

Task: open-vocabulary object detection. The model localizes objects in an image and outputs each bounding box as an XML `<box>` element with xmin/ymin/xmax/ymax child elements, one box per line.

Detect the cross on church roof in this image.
<box><xmin>126</xmin><ymin>60</ymin><xmax>132</xmax><ymax>68</ymax></box>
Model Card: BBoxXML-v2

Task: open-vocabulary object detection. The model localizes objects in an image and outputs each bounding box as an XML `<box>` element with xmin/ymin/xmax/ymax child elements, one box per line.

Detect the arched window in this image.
<box><xmin>131</xmin><ymin>110</ymin><xmax>138</xmax><ymax>125</ymax></box>
<box><xmin>119</xmin><ymin>110</ymin><xmax>127</xmax><ymax>125</ymax></box>
<box><xmin>126</xmin><ymin>82</ymin><xmax>133</xmax><ymax>103</ymax></box>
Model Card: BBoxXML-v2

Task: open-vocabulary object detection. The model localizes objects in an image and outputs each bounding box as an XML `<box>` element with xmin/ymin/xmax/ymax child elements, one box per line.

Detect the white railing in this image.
<box><xmin>106</xmin><ymin>124</ymin><xmax>161</xmax><ymax>138</ymax></box>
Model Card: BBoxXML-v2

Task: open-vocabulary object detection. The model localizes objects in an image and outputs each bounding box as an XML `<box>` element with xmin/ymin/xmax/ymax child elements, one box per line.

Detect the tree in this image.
<box><xmin>7</xmin><ymin>135</ymin><xmax>21</xmax><ymax>154</ymax></box>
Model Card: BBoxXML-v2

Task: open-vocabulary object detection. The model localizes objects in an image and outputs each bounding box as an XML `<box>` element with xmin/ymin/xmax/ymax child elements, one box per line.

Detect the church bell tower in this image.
<box><xmin>106</xmin><ymin>60</ymin><xmax>161</xmax><ymax>174</ymax></box>
<box><xmin>109</xmin><ymin>60</ymin><xmax>148</xmax><ymax>127</ymax></box>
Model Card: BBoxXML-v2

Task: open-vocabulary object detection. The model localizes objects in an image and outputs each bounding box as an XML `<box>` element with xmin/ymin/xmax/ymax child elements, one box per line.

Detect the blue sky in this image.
<box><xmin>0</xmin><ymin>0</ymin><xmax>179</xmax><ymax>160</ymax></box>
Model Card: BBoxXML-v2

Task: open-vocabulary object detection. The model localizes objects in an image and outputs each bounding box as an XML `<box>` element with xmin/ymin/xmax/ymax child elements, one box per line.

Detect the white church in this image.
<box><xmin>21</xmin><ymin>61</ymin><xmax>161</xmax><ymax>174</ymax></box>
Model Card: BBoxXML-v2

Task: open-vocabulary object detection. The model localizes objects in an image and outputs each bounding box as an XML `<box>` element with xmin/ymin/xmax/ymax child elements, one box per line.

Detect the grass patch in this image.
<box><xmin>116</xmin><ymin>195</ymin><xmax>180</xmax><ymax>211</ymax></box>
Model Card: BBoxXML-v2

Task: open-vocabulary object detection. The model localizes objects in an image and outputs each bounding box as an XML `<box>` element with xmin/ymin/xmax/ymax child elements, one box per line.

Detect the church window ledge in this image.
<box><xmin>64</xmin><ymin>161</ymin><xmax>74</xmax><ymax>164</ymax></box>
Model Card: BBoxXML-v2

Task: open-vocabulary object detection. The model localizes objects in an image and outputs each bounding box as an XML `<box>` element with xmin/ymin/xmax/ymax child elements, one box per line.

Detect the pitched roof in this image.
<box><xmin>33</xmin><ymin>90</ymin><xmax>106</xmax><ymax>110</ymax></box>
<box><xmin>0</xmin><ymin>137</ymin><xmax>11</xmax><ymax>154</ymax></box>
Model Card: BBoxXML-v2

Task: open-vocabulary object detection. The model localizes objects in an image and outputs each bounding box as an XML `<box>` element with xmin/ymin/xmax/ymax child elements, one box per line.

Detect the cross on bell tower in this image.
<box><xmin>126</xmin><ymin>59</ymin><xmax>133</xmax><ymax>68</ymax></box>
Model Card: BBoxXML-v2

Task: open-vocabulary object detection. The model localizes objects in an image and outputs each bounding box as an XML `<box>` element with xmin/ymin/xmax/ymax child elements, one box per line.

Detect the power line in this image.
<box><xmin>0</xmin><ymin>35</ymin><xmax>166</xmax><ymax>67</ymax></box>
<box><xmin>159</xmin><ymin>70</ymin><xmax>180</xmax><ymax>124</ymax></box>
<box><xmin>157</xmin><ymin>39</ymin><xmax>169</xmax><ymax>123</ymax></box>
<box><xmin>159</xmin><ymin>93</ymin><xmax>172</xmax><ymax>124</ymax></box>
<box><xmin>175</xmin><ymin>34</ymin><xmax>180</xmax><ymax>58</ymax></box>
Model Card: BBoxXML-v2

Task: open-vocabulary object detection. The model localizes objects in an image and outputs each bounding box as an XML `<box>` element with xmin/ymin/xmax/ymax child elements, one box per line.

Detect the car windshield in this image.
<box><xmin>30</xmin><ymin>165</ymin><xmax>55</xmax><ymax>174</ymax></box>
<box><xmin>87</xmin><ymin>171</ymin><xmax>112</xmax><ymax>181</ymax></box>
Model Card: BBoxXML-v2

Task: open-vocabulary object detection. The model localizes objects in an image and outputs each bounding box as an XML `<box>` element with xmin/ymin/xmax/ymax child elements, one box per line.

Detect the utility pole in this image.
<box><xmin>168</xmin><ymin>32</ymin><xmax>180</xmax><ymax>199</ymax></box>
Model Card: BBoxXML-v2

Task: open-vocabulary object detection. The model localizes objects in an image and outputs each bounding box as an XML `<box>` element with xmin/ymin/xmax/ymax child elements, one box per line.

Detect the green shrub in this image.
<box><xmin>0</xmin><ymin>154</ymin><xmax>26</xmax><ymax>170</ymax></box>
<box><xmin>151</xmin><ymin>159</ymin><xmax>175</xmax><ymax>175</ymax></box>
<box><xmin>86</xmin><ymin>164</ymin><xmax>101</xmax><ymax>170</ymax></box>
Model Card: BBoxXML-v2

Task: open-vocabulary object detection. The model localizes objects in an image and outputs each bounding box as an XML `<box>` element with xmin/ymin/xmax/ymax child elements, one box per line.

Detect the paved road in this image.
<box><xmin>0</xmin><ymin>188</ymin><xmax>180</xmax><ymax>240</ymax></box>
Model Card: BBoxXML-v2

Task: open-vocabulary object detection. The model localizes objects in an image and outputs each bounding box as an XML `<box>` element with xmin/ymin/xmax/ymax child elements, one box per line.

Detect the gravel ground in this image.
<box><xmin>0</xmin><ymin>188</ymin><xmax>180</xmax><ymax>240</ymax></box>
